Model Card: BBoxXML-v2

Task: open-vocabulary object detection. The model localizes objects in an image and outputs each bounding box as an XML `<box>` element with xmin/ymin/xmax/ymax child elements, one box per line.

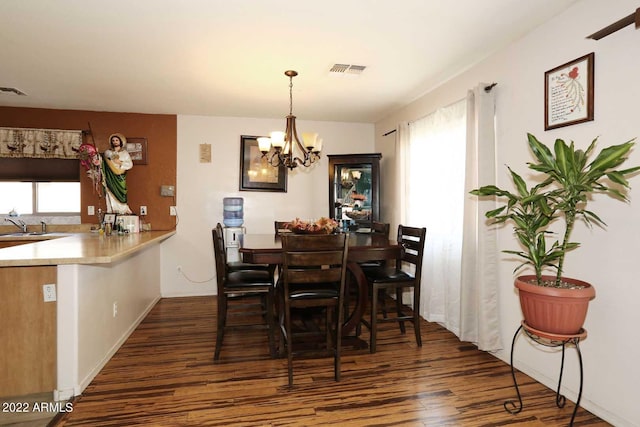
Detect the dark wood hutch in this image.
<box><xmin>328</xmin><ymin>153</ymin><xmax>381</xmax><ymax>230</ymax></box>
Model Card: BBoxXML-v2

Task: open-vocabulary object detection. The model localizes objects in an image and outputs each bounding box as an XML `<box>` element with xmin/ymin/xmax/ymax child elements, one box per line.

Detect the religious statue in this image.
<box><xmin>102</xmin><ymin>133</ymin><xmax>133</xmax><ymax>214</ymax></box>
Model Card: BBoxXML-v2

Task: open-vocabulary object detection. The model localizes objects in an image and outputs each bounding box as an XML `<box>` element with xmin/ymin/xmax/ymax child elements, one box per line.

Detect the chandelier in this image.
<box><xmin>257</xmin><ymin>70</ymin><xmax>322</xmax><ymax>170</ymax></box>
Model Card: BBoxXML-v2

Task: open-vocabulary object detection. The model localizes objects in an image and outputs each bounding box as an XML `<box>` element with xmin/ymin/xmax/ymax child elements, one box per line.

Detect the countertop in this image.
<box><xmin>0</xmin><ymin>230</ymin><xmax>176</xmax><ymax>267</ymax></box>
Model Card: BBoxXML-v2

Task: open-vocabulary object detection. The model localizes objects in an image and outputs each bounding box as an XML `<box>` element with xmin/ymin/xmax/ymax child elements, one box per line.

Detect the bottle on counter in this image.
<box><xmin>117</xmin><ymin>219</ymin><xmax>126</xmax><ymax>235</ymax></box>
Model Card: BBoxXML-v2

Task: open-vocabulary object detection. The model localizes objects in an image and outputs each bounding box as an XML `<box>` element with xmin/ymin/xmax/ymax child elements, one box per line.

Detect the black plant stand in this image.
<box><xmin>504</xmin><ymin>321</ymin><xmax>587</xmax><ymax>426</ymax></box>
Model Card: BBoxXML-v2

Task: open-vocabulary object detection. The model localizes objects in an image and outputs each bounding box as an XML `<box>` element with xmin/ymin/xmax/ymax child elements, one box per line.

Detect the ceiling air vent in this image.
<box><xmin>329</xmin><ymin>64</ymin><xmax>366</xmax><ymax>76</ymax></box>
<box><xmin>0</xmin><ymin>87</ymin><xmax>27</xmax><ymax>96</ymax></box>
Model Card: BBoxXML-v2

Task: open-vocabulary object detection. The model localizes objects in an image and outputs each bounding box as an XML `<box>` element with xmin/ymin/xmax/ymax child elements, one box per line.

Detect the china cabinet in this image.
<box><xmin>328</xmin><ymin>153</ymin><xmax>381</xmax><ymax>229</ymax></box>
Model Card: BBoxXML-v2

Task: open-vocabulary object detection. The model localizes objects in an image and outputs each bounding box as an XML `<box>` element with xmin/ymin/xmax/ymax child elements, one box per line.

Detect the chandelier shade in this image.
<box><xmin>258</xmin><ymin>70</ymin><xmax>322</xmax><ymax>170</ymax></box>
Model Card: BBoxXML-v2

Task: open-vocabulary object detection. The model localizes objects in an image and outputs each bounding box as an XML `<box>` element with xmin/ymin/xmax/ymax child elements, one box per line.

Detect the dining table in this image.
<box><xmin>239</xmin><ymin>232</ymin><xmax>402</xmax><ymax>340</ymax></box>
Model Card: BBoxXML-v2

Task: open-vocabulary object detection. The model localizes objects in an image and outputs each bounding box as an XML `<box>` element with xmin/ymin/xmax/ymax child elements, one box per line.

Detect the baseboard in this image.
<box><xmin>161</xmin><ymin>290</ymin><xmax>216</xmax><ymax>298</ymax></box>
<box><xmin>493</xmin><ymin>351</ymin><xmax>628</xmax><ymax>426</ymax></box>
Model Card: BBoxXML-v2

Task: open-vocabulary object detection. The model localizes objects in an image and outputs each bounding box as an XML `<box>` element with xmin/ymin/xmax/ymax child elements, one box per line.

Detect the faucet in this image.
<box><xmin>5</xmin><ymin>218</ymin><xmax>27</xmax><ymax>233</ymax></box>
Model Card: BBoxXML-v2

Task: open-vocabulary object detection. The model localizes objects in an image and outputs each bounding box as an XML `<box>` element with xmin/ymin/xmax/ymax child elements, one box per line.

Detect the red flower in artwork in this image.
<box><xmin>568</xmin><ymin>67</ymin><xmax>579</xmax><ymax>80</ymax></box>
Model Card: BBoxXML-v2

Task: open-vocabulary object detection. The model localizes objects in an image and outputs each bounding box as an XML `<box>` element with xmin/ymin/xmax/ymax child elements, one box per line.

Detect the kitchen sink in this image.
<box><xmin>0</xmin><ymin>232</ymin><xmax>49</xmax><ymax>237</ymax></box>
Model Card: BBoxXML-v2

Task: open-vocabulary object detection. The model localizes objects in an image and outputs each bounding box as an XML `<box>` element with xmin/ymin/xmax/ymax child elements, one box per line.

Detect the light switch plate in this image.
<box><xmin>160</xmin><ymin>185</ymin><xmax>175</xmax><ymax>197</ymax></box>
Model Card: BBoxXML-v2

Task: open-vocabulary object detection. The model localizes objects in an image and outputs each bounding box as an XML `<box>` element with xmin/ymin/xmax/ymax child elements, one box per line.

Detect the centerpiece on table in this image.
<box><xmin>288</xmin><ymin>217</ymin><xmax>339</xmax><ymax>234</ymax></box>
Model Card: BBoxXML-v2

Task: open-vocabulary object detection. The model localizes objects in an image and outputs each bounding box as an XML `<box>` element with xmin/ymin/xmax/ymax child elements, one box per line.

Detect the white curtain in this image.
<box><xmin>400</xmin><ymin>84</ymin><xmax>500</xmax><ymax>351</ymax></box>
<box><xmin>394</xmin><ymin>122</ymin><xmax>410</xmax><ymax>229</ymax></box>
<box><xmin>459</xmin><ymin>85</ymin><xmax>501</xmax><ymax>351</ymax></box>
<box><xmin>406</xmin><ymin>99</ymin><xmax>467</xmax><ymax>334</ymax></box>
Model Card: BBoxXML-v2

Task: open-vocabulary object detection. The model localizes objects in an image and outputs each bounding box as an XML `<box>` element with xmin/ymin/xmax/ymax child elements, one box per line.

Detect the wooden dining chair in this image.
<box><xmin>212</xmin><ymin>225</ymin><xmax>276</xmax><ymax>360</ymax></box>
<box><xmin>279</xmin><ymin>233</ymin><xmax>349</xmax><ymax>386</ymax></box>
<box><xmin>361</xmin><ymin>225</ymin><xmax>426</xmax><ymax>353</ymax></box>
<box><xmin>371</xmin><ymin>221</ymin><xmax>390</xmax><ymax>237</ymax></box>
<box><xmin>215</xmin><ymin>223</ymin><xmax>272</xmax><ymax>275</ymax></box>
<box><xmin>274</xmin><ymin>221</ymin><xmax>292</xmax><ymax>234</ymax></box>
<box><xmin>358</xmin><ymin>222</ymin><xmax>390</xmax><ymax>266</ymax></box>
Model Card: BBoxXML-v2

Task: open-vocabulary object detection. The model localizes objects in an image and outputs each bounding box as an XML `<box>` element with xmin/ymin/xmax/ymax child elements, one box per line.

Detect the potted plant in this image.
<box><xmin>471</xmin><ymin>133</ymin><xmax>639</xmax><ymax>335</ymax></box>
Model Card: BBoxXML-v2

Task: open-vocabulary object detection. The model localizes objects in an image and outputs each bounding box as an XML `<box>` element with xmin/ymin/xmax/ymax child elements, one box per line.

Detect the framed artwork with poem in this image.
<box><xmin>544</xmin><ymin>53</ymin><xmax>594</xmax><ymax>130</ymax></box>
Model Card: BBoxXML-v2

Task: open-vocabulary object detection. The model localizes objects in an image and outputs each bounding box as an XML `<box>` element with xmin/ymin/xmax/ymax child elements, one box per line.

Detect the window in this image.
<box><xmin>0</xmin><ymin>181</ymin><xmax>80</xmax><ymax>215</ymax></box>
<box><xmin>406</xmin><ymin>99</ymin><xmax>467</xmax><ymax>331</ymax></box>
<box><xmin>0</xmin><ymin>157</ymin><xmax>81</xmax><ymax>216</ymax></box>
<box><xmin>400</xmin><ymin>85</ymin><xmax>500</xmax><ymax>350</ymax></box>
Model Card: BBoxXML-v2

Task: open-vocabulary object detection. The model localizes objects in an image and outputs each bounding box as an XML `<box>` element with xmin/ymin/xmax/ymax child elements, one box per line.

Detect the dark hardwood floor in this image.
<box><xmin>49</xmin><ymin>296</ymin><xmax>609</xmax><ymax>426</ymax></box>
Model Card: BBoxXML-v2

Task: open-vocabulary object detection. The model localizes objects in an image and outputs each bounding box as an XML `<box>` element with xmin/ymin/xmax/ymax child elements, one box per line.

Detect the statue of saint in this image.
<box><xmin>102</xmin><ymin>133</ymin><xmax>133</xmax><ymax>214</ymax></box>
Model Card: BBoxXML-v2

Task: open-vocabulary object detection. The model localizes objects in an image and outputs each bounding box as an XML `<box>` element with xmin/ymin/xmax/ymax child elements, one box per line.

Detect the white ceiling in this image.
<box><xmin>0</xmin><ymin>0</ymin><xmax>578</xmax><ymax>123</ymax></box>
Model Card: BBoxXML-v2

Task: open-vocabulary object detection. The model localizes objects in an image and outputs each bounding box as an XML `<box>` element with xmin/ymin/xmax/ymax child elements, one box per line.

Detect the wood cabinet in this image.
<box><xmin>0</xmin><ymin>266</ymin><xmax>57</xmax><ymax>397</ymax></box>
<box><xmin>328</xmin><ymin>153</ymin><xmax>381</xmax><ymax>229</ymax></box>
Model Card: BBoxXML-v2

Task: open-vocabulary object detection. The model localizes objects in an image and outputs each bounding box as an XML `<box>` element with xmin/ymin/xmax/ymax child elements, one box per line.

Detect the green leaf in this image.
<box><xmin>606</xmin><ymin>187</ymin><xmax>629</xmax><ymax>201</ymax></box>
<box><xmin>606</xmin><ymin>171</ymin><xmax>629</xmax><ymax>187</ymax></box>
<box><xmin>485</xmin><ymin>206</ymin><xmax>506</xmax><ymax>218</ymax></box>
<box><xmin>470</xmin><ymin>185</ymin><xmax>513</xmax><ymax>197</ymax></box>
<box><xmin>574</xmin><ymin>147</ymin><xmax>588</xmax><ymax>173</ymax></box>
<box><xmin>588</xmin><ymin>142</ymin><xmax>635</xmax><ymax>174</ymax></box>
<box><xmin>537</xmin><ymin>198</ymin><xmax>554</xmax><ymax>216</ymax></box>
<box><xmin>584</xmin><ymin>137</ymin><xmax>598</xmax><ymax>160</ymax></box>
<box><xmin>509</xmin><ymin>168</ymin><xmax>528</xmax><ymax>197</ymax></box>
<box><xmin>554</xmin><ymin>138</ymin><xmax>569</xmax><ymax>180</ymax></box>
<box><xmin>617</xmin><ymin>166</ymin><xmax>640</xmax><ymax>176</ymax></box>
<box><xmin>527</xmin><ymin>133</ymin><xmax>556</xmax><ymax>170</ymax></box>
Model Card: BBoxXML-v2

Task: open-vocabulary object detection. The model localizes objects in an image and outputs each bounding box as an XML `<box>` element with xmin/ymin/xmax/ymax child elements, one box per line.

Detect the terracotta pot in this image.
<box><xmin>515</xmin><ymin>275</ymin><xmax>596</xmax><ymax>335</ymax></box>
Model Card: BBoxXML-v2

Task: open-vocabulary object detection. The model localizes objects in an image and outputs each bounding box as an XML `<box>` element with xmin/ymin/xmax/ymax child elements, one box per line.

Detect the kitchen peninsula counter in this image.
<box><xmin>0</xmin><ymin>230</ymin><xmax>175</xmax><ymax>401</ymax></box>
<box><xmin>0</xmin><ymin>230</ymin><xmax>175</xmax><ymax>267</ymax></box>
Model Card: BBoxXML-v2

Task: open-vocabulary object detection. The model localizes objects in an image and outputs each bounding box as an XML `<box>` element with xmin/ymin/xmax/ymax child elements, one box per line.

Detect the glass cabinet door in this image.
<box><xmin>328</xmin><ymin>153</ymin><xmax>381</xmax><ymax>229</ymax></box>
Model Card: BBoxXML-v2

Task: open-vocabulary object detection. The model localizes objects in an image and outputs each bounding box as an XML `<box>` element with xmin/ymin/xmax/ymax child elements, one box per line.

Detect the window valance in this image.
<box><xmin>0</xmin><ymin>127</ymin><xmax>83</xmax><ymax>159</ymax></box>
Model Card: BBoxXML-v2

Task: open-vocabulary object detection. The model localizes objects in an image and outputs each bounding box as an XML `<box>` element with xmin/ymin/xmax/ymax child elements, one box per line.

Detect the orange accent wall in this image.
<box><xmin>0</xmin><ymin>107</ymin><xmax>177</xmax><ymax>230</ymax></box>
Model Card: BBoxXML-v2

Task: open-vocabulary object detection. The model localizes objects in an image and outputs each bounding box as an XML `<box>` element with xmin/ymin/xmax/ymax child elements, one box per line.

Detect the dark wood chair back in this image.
<box><xmin>274</xmin><ymin>221</ymin><xmax>291</xmax><ymax>234</ymax></box>
<box><xmin>280</xmin><ymin>233</ymin><xmax>349</xmax><ymax>386</ymax></box>
<box><xmin>212</xmin><ymin>223</ymin><xmax>228</xmax><ymax>288</ymax></box>
<box><xmin>282</xmin><ymin>234</ymin><xmax>348</xmax><ymax>289</ymax></box>
<box><xmin>396</xmin><ymin>224</ymin><xmax>427</xmax><ymax>276</ymax></box>
<box><xmin>371</xmin><ymin>221</ymin><xmax>390</xmax><ymax>237</ymax></box>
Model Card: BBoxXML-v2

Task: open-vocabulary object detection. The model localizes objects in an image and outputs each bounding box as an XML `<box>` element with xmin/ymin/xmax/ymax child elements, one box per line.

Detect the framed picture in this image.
<box><xmin>239</xmin><ymin>135</ymin><xmax>287</xmax><ymax>192</ymax></box>
<box><xmin>545</xmin><ymin>53</ymin><xmax>594</xmax><ymax>130</ymax></box>
<box><xmin>103</xmin><ymin>213</ymin><xmax>116</xmax><ymax>226</ymax></box>
<box><xmin>126</xmin><ymin>137</ymin><xmax>148</xmax><ymax>165</ymax></box>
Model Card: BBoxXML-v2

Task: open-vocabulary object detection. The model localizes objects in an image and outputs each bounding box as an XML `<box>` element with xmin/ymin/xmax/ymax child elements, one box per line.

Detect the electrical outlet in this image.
<box><xmin>140</xmin><ymin>206</ymin><xmax>147</xmax><ymax>216</ymax></box>
<box><xmin>113</xmin><ymin>302</ymin><xmax>118</xmax><ymax>318</ymax></box>
<box><xmin>170</xmin><ymin>206</ymin><xmax>177</xmax><ymax>216</ymax></box>
<box><xmin>43</xmin><ymin>284</ymin><xmax>57</xmax><ymax>302</ymax></box>
<box><xmin>88</xmin><ymin>205</ymin><xmax>95</xmax><ymax>216</ymax></box>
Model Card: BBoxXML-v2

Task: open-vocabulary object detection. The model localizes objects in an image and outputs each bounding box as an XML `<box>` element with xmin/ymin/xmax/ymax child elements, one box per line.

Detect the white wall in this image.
<box><xmin>376</xmin><ymin>0</ymin><xmax>640</xmax><ymax>425</ymax></box>
<box><xmin>161</xmin><ymin>116</ymin><xmax>373</xmax><ymax>297</ymax></box>
<box><xmin>57</xmin><ymin>245</ymin><xmax>160</xmax><ymax>399</ymax></box>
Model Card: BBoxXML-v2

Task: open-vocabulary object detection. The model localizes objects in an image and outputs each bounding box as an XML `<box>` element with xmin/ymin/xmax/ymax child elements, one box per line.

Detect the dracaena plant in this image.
<box><xmin>471</xmin><ymin>133</ymin><xmax>639</xmax><ymax>287</ymax></box>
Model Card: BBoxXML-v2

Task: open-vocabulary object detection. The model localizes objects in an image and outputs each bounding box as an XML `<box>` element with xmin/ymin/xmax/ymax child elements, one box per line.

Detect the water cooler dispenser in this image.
<box><xmin>222</xmin><ymin>197</ymin><xmax>245</xmax><ymax>262</ymax></box>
